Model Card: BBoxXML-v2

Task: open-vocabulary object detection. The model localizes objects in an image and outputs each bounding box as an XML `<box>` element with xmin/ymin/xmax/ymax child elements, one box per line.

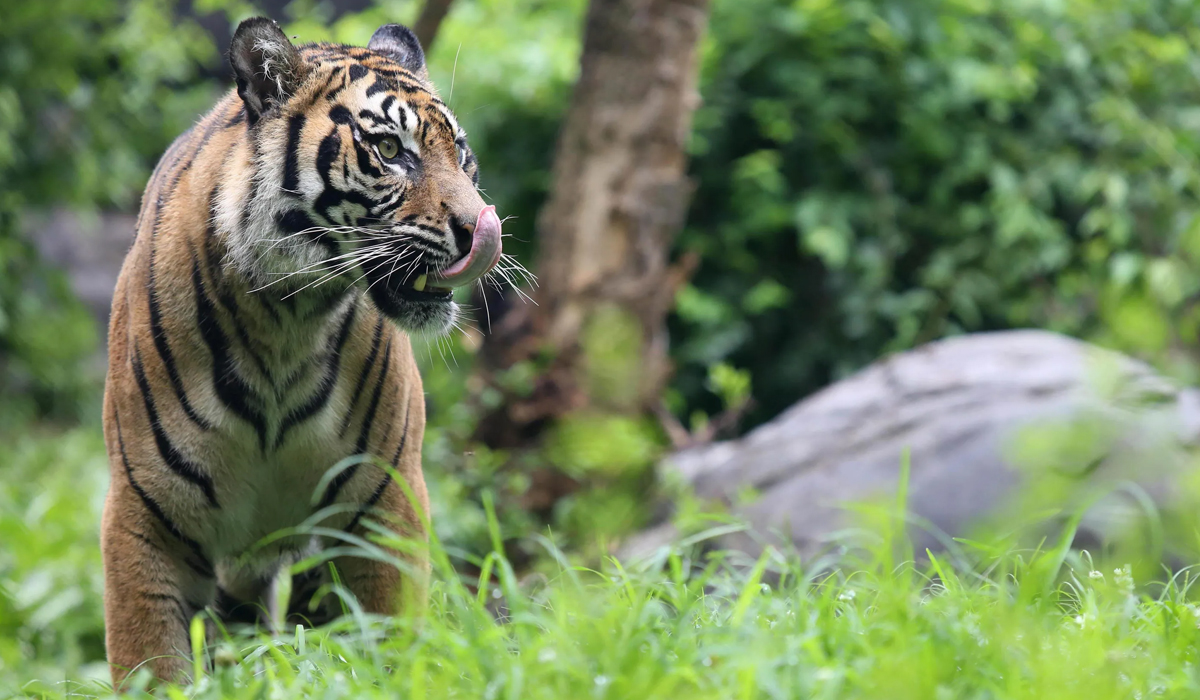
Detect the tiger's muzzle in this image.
<box><xmin>429</xmin><ymin>205</ymin><xmax>502</xmax><ymax>289</ymax></box>
<box><xmin>369</xmin><ymin>205</ymin><xmax>502</xmax><ymax>332</ymax></box>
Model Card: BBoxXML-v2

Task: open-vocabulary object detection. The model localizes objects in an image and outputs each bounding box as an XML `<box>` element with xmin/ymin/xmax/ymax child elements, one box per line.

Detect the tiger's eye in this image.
<box><xmin>378</xmin><ymin>137</ymin><xmax>400</xmax><ymax>160</ymax></box>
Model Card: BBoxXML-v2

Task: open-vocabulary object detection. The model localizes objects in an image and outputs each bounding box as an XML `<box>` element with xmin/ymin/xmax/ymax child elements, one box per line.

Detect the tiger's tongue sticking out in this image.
<box><xmin>428</xmin><ymin>205</ymin><xmax>503</xmax><ymax>290</ymax></box>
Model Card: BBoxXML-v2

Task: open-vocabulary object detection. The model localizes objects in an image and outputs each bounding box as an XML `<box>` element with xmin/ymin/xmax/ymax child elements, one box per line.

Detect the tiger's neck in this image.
<box><xmin>188</xmin><ymin>95</ymin><xmax>360</xmax><ymax>377</ymax></box>
<box><xmin>202</xmin><ymin>227</ymin><xmax>361</xmax><ymax>392</ymax></box>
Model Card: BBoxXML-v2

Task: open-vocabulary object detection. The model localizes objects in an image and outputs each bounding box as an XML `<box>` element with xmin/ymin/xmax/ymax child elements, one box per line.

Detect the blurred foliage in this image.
<box><xmin>675</xmin><ymin>0</ymin><xmax>1200</xmax><ymax>427</ymax></box>
<box><xmin>0</xmin><ymin>428</ymin><xmax>108</xmax><ymax>685</ymax></box>
<box><xmin>0</xmin><ymin>0</ymin><xmax>218</xmax><ymax>422</ymax></box>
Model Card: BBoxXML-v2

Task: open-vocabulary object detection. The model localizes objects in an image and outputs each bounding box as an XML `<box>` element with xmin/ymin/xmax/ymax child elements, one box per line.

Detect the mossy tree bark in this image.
<box><xmin>477</xmin><ymin>0</ymin><xmax>710</xmax><ymax>457</ymax></box>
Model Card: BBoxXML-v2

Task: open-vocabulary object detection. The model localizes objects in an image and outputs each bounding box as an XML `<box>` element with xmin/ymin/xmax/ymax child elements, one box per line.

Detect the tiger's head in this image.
<box><xmin>222</xmin><ymin>18</ymin><xmax>501</xmax><ymax>334</ymax></box>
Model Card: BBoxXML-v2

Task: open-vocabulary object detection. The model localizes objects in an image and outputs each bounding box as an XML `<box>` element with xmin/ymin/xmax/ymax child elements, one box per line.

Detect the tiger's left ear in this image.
<box><xmin>368</xmin><ymin>24</ymin><xmax>427</xmax><ymax>80</ymax></box>
<box><xmin>229</xmin><ymin>17</ymin><xmax>311</xmax><ymax>125</ymax></box>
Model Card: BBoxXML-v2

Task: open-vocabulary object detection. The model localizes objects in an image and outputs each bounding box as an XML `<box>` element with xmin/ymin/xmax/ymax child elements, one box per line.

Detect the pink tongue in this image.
<box><xmin>429</xmin><ymin>205</ymin><xmax>503</xmax><ymax>288</ymax></box>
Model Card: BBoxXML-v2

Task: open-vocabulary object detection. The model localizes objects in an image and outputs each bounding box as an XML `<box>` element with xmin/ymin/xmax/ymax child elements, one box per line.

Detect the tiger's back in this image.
<box><xmin>101</xmin><ymin>19</ymin><xmax>501</xmax><ymax>685</ymax></box>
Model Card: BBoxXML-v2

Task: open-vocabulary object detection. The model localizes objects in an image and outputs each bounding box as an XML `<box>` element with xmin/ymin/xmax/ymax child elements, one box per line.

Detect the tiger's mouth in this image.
<box><xmin>381</xmin><ymin>204</ymin><xmax>502</xmax><ymax>303</ymax></box>
<box><xmin>426</xmin><ymin>205</ymin><xmax>503</xmax><ymax>289</ymax></box>
<box><xmin>382</xmin><ymin>268</ymin><xmax>453</xmax><ymax>304</ymax></box>
<box><xmin>366</xmin><ymin>265</ymin><xmax>454</xmax><ymax>332</ymax></box>
<box><xmin>365</xmin><ymin>205</ymin><xmax>502</xmax><ymax>332</ymax></box>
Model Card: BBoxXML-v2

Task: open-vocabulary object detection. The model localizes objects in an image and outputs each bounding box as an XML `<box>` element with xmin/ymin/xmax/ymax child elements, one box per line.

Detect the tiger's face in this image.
<box><xmin>226</xmin><ymin>20</ymin><xmax>501</xmax><ymax>334</ymax></box>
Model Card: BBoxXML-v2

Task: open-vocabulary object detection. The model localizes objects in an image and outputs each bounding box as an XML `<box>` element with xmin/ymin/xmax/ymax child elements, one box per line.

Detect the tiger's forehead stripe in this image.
<box><xmin>299</xmin><ymin>70</ymin><xmax>459</xmax><ymax>148</ymax></box>
<box><xmin>300</xmin><ymin>44</ymin><xmax>428</xmax><ymax>87</ymax></box>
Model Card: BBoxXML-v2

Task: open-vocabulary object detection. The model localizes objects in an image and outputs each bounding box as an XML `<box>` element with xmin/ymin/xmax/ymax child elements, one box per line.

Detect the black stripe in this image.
<box><xmin>123</xmin><ymin>525</ymin><xmax>166</xmax><ymax>555</ymax></box>
<box><xmin>312</xmin><ymin>128</ymin><xmax>382</xmax><ymax>223</ymax></box>
<box><xmin>217</xmin><ymin>287</ymin><xmax>276</xmax><ymax>387</ymax></box>
<box><xmin>343</xmin><ymin>391</ymin><xmax>412</xmax><ymax>533</ymax></box>
<box><xmin>344</xmin><ymin>474</ymin><xmax>392</xmax><ymax>533</ymax></box>
<box><xmin>132</xmin><ymin>348</ymin><xmax>220</xmax><ymax>508</ymax></box>
<box><xmin>240</xmin><ymin>137</ymin><xmax>260</xmax><ymax>232</ymax></box>
<box><xmin>339</xmin><ymin>316</ymin><xmax>385</xmax><ymax>437</ymax></box>
<box><xmin>297</xmin><ymin>288</ymin><xmax>346</xmax><ymax>322</ymax></box>
<box><xmin>318</xmin><ymin>339</ymin><xmax>391</xmax><ymax>509</ymax></box>
<box><xmin>315</xmin><ymin>131</ymin><xmax>342</xmax><ymax>184</ymax></box>
<box><xmin>388</xmin><ymin>398</ymin><xmax>413</xmax><ymax>467</ymax></box>
<box><xmin>138</xmin><ymin>130</ymin><xmax>191</xmax><ymax>234</ymax></box>
<box><xmin>169</xmin><ymin>110</ymin><xmax>227</xmax><ymax>194</ymax></box>
<box><xmin>365</xmin><ymin>78</ymin><xmax>392</xmax><ymax>97</ymax></box>
<box><xmin>329</xmin><ymin>105</ymin><xmax>354</xmax><ymax>125</ymax></box>
<box><xmin>275</xmin><ymin>304</ymin><xmax>358</xmax><ymax>448</ymax></box>
<box><xmin>192</xmin><ymin>249</ymin><xmax>269</xmax><ymax>450</ymax></box>
<box><xmin>348</xmin><ymin>63</ymin><xmax>368</xmax><ymax>82</ymax></box>
<box><xmin>113</xmin><ymin>410</ymin><xmax>215</xmax><ymax>578</ymax></box>
<box><xmin>138</xmin><ymin>591</ymin><xmax>193</xmax><ymax>629</ymax></box>
<box><xmin>225</xmin><ymin>107</ymin><xmax>246</xmax><ymax>127</ymax></box>
<box><xmin>363</xmin><ymin>70</ymin><xmax>424</xmax><ymax>91</ymax></box>
<box><xmin>357</xmin><ymin>109</ymin><xmax>391</xmax><ymax>127</ymax></box>
<box><xmin>276</xmin><ymin>209</ymin><xmax>338</xmax><ymax>258</ymax></box>
<box><xmin>370</xmin><ymin>188</ymin><xmax>406</xmax><ymax>219</ymax></box>
<box><xmin>305</xmin><ymin>69</ymin><xmax>340</xmax><ymax>109</ymax></box>
<box><xmin>353</xmin><ymin>138</ymin><xmax>383</xmax><ymax>179</ymax></box>
<box><xmin>412</xmin><ymin>222</ymin><xmax>445</xmax><ymax>236</ymax></box>
<box><xmin>147</xmin><ymin>248</ymin><xmax>212</xmax><ymax>431</ymax></box>
<box><xmin>315</xmin><ymin>187</ymin><xmax>381</xmax><ymax>226</ymax></box>
<box><xmin>345</xmin><ymin>398</ymin><xmax>412</xmax><ymax>533</ymax></box>
<box><xmin>282</xmin><ymin>113</ymin><xmax>306</xmax><ymax>194</ymax></box>
<box><xmin>257</xmin><ymin>295</ymin><xmax>283</xmax><ymax>325</ymax></box>
<box><xmin>357</xmin><ymin>337</ymin><xmax>393</xmax><ymax>454</ymax></box>
<box><xmin>325</xmin><ymin>66</ymin><xmax>351</xmax><ymax>102</ymax></box>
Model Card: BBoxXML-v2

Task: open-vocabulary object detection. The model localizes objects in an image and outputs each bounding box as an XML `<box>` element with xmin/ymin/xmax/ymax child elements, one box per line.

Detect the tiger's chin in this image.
<box><xmin>367</xmin><ymin>277</ymin><xmax>459</xmax><ymax>335</ymax></box>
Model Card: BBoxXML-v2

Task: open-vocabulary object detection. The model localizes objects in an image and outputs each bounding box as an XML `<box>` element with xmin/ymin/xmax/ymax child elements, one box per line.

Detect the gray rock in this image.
<box><xmin>25</xmin><ymin>208</ymin><xmax>135</xmax><ymax>330</ymax></box>
<box><xmin>623</xmin><ymin>330</ymin><xmax>1200</xmax><ymax>561</ymax></box>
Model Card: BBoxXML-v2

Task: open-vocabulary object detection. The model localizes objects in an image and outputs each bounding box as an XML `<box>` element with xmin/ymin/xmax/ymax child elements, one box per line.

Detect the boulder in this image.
<box><xmin>25</xmin><ymin>208</ymin><xmax>136</xmax><ymax>330</ymax></box>
<box><xmin>623</xmin><ymin>330</ymin><xmax>1200</xmax><ymax>561</ymax></box>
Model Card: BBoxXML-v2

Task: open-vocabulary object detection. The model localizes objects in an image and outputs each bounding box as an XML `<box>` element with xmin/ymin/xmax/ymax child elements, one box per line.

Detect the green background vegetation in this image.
<box><xmin>5</xmin><ymin>0</ymin><xmax>1200</xmax><ymax>696</ymax></box>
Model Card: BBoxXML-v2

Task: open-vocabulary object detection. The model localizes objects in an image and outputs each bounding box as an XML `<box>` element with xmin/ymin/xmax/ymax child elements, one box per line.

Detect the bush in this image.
<box><xmin>0</xmin><ymin>428</ymin><xmax>109</xmax><ymax>685</ymax></box>
<box><xmin>0</xmin><ymin>0</ymin><xmax>219</xmax><ymax>420</ymax></box>
<box><xmin>674</xmin><ymin>0</ymin><xmax>1200</xmax><ymax>427</ymax></box>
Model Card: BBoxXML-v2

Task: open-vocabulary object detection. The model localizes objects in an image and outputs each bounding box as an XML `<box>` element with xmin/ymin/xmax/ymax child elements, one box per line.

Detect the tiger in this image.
<box><xmin>100</xmin><ymin>17</ymin><xmax>502</xmax><ymax>685</ymax></box>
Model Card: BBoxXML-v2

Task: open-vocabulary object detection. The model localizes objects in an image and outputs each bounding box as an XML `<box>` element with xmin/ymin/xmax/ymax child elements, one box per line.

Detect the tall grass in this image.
<box><xmin>5</xmin><ymin>430</ymin><xmax>1200</xmax><ymax>699</ymax></box>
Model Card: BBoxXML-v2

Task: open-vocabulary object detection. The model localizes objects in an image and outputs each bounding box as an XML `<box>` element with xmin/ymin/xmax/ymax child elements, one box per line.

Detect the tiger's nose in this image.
<box><xmin>429</xmin><ymin>205</ymin><xmax>502</xmax><ymax>288</ymax></box>
<box><xmin>450</xmin><ymin>213</ymin><xmax>474</xmax><ymax>257</ymax></box>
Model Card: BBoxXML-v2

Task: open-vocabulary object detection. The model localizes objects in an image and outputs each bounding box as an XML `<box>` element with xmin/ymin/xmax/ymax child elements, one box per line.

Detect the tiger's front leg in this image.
<box><xmin>330</xmin><ymin>386</ymin><xmax>432</xmax><ymax>620</ymax></box>
<box><xmin>335</xmin><ymin>472</ymin><xmax>432</xmax><ymax>617</ymax></box>
<box><xmin>101</xmin><ymin>479</ymin><xmax>216</xmax><ymax>687</ymax></box>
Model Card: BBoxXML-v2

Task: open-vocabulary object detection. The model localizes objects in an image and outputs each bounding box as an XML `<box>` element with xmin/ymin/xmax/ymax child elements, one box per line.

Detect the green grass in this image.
<box><xmin>5</xmin><ymin>427</ymin><xmax>1200</xmax><ymax>699</ymax></box>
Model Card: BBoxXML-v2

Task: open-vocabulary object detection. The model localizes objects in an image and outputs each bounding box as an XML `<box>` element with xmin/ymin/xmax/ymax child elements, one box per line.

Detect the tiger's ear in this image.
<box><xmin>368</xmin><ymin>24</ymin><xmax>427</xmax><ymax>79</ymax></box>
<box><xmin>229</xmin><ymin>17</ymin><xmax>310</xmax><ymax>125</ymax></box>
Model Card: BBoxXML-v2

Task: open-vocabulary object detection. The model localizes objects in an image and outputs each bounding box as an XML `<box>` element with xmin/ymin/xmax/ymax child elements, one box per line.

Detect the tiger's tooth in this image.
<box><xmin>413</xmin><ymin>274</ymin><xmax>427</xmax><ymax>292</ymax></box>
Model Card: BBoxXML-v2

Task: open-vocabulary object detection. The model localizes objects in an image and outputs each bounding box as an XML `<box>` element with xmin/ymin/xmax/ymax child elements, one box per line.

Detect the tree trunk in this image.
<box><xmin>412</xmin><ymin>0</ymin><xmax>456</xmax><ymax>51</ymax></box>
<box><xmin>478</xmin><ymin>0</ymin><xmax>710</xmax><ymax>446</ymax></box>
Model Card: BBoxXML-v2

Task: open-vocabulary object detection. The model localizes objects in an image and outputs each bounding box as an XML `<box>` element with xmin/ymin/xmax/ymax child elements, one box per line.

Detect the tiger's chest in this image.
<box><xmin>199</xmin><ymin>411</ymin><xmax>358</xmax><ymax>562</ymax></box>
<box><xmin>167</xmin><ymin>304</ymin><xmax>400</xmax><ymax>566</ymax></box>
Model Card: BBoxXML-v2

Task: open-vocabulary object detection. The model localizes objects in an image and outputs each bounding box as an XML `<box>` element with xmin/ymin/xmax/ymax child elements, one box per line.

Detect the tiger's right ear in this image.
<box><xmin>229</xmin><ymin>17</ymin><xmax>310</xmax><ymax>125</ymax></box>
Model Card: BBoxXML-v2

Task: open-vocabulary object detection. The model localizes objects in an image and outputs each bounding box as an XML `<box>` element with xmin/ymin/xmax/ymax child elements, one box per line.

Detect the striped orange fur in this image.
<box><xmin>101</xmin><ymin>18</ymin><xmax>499</xmax><ymax>684</ymax></box>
